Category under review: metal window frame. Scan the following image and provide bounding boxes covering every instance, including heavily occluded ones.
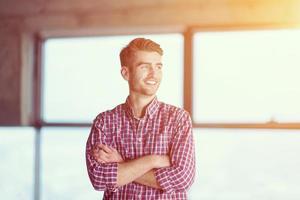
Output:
[32,25,300,200]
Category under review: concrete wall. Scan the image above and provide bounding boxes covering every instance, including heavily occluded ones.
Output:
[0,20,21,125]
[1,0,300,125]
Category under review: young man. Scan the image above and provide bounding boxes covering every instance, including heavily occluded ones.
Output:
[86,38,195,199]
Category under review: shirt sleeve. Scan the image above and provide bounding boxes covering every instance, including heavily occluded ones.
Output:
[154,111,196,193]
[85,115,118,192]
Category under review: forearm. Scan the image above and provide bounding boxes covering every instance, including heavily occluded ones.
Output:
[134,170,161,189]
[91,143,170,188]
[116,155,157,187]
[116,154,170,187]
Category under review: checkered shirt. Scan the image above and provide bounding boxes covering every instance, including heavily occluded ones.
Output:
[86,97,195,200]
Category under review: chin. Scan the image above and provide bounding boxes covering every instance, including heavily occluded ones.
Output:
[142,90,158,97]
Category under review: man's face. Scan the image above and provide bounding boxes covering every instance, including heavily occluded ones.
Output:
[122,50,163,97]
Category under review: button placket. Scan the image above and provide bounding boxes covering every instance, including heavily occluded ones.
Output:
[137,137,142,143]
[136,119,144,155]
[138,193,142,199]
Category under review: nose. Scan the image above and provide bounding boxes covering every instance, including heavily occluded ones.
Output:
[148,65,155,75]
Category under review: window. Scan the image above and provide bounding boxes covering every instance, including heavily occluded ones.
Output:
[193,29,300,123]
[189,128,300,199]
[42,34,183,123]
[34,29,300,200]
[40,127,100,200]
[0,127,35,200]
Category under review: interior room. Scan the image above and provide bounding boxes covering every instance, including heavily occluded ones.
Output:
[1,0,300,199]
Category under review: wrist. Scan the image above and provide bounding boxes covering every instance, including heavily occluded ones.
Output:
[146,155,160,168]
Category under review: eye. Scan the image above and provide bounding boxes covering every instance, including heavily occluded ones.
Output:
[156,65,162,70]
[139,64,148,69]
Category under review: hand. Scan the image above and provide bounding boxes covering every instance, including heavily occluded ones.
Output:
[92,144,124,164]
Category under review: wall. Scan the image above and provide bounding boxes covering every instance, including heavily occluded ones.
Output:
[1,0,300,125]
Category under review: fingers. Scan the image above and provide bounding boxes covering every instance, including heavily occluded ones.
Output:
[93,149,110,163]
[111,147,119,153]
[98,144,113,153]
[92,144,123,164]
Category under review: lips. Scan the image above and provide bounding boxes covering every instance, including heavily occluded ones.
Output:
[145,80,157,85]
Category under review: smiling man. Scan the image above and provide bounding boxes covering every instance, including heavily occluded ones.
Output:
[86,38,195,199]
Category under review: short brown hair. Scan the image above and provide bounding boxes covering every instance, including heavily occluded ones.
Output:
[119,38,163,67]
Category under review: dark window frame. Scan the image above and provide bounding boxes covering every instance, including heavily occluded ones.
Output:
[31,25,300,200]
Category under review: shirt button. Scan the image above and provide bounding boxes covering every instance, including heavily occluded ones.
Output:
[137,138,142,143]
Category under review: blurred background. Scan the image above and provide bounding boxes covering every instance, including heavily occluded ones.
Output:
[1,0,300,199]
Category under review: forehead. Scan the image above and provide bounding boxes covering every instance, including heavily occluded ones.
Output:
[132,50,162,64]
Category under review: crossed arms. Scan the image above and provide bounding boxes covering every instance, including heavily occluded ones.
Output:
[92,144,170,189]
[85,112,195,193]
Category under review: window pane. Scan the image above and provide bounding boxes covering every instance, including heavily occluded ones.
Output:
[0,127,34,200]
[40,127,102,200]
[193,30,300,123]
[43,34,183,123]
[189,128,300,199]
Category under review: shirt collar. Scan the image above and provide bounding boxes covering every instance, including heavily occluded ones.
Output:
[124,96,159,119]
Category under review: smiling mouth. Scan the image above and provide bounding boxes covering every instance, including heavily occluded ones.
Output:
[145,80,157,85]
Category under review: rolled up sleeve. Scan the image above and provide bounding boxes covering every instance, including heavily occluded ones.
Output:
[155,111,196,193]
[85,116,118,192]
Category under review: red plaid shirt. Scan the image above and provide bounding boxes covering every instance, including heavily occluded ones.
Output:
[86,97,195,200]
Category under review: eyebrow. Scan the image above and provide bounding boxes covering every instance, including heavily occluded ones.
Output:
[136,62,163,66]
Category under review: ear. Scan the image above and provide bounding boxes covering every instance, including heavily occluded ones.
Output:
[121,66,129,81]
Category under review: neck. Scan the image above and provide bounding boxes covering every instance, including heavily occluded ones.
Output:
[128,93,155,118]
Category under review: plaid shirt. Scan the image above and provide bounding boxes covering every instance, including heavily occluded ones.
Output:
[86,97,195,200]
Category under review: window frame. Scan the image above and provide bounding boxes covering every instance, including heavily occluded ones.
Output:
[31,25,300,200]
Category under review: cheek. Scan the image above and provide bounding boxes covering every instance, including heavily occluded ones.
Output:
[157,71,162,79]
[129,73,143,84]
[135,71,147,80]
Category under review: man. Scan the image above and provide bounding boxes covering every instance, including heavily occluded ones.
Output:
[86,38,195,199]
